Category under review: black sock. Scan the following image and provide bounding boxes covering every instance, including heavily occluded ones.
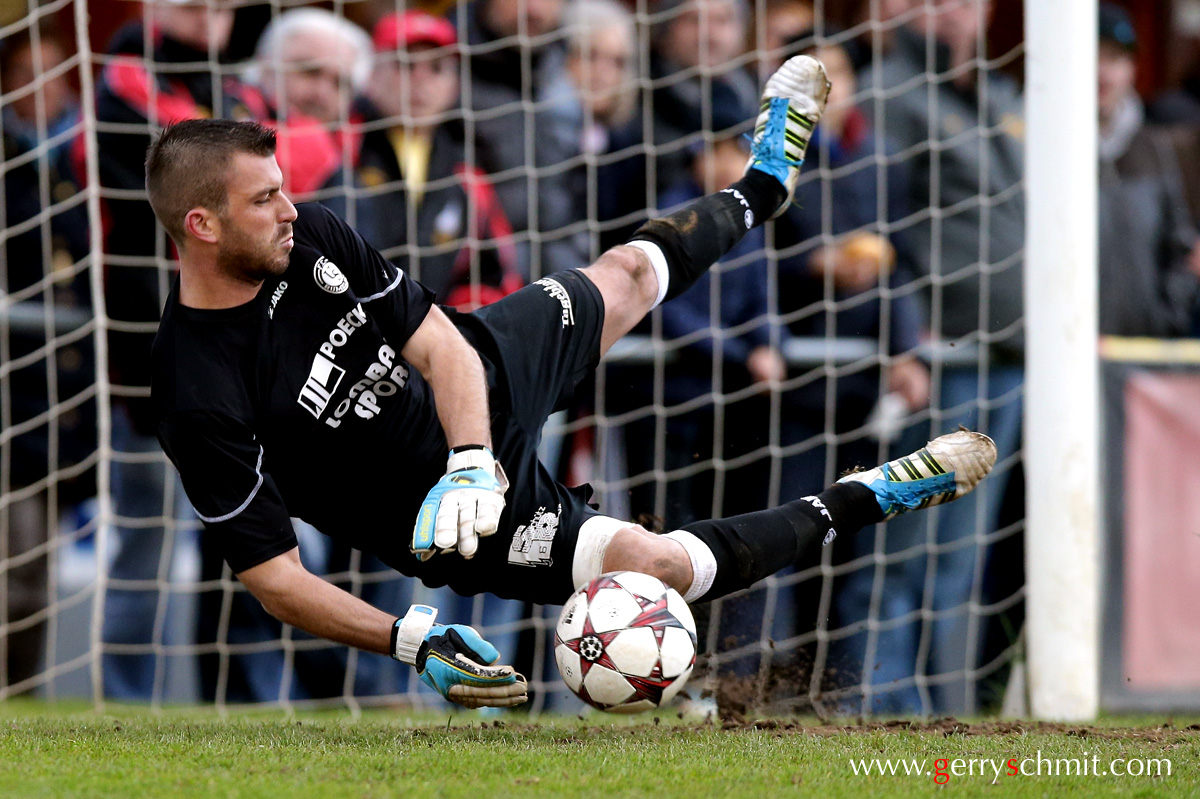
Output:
[629,170,786,301]
[682,482,883,602]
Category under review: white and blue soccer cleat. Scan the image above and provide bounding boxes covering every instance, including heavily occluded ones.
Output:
[744,54,830,217]
[838,430,998,521]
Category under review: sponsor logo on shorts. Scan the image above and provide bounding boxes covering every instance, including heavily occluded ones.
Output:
[314,256,349,294]
[508,503,561,567]
[535,277,574,327]
[297,353,346,418]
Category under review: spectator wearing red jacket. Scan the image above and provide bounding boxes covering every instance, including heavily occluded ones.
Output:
[326,11,519,306]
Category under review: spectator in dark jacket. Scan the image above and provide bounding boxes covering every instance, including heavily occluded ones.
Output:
[773,34,930,714]
[618,105,783,528]
[1095,3,1200,337]
[858,0,1025,716]
[461,0,588,278]
[0,25,93,695]
[552,0,646,254]
[649,0,758,191]
[331,10,519,304]
[758,0,813,69]
[776,34,928,466]
[612,107,785,687]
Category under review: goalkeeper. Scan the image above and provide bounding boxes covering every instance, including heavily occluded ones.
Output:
[148,57,996,709]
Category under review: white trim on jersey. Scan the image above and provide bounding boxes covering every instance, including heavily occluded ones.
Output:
[358,268,404,303]
[195,445,265,524]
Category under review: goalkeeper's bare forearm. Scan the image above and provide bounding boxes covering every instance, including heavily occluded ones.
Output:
[237,548,396,654]
[237,548,527,707]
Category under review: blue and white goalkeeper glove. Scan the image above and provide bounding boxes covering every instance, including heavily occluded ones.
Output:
[413,446,509,561]
[392,605,528,709]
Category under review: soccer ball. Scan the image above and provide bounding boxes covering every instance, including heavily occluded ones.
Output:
[554,571,697,714]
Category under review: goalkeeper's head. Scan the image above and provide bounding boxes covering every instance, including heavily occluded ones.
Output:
[146,119,297,281]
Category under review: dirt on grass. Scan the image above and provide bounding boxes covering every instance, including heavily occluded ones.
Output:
[466,716,1200,743]
[713,717,1200,742]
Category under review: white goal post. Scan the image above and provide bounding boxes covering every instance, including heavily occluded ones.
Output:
[1023,0,1100,721]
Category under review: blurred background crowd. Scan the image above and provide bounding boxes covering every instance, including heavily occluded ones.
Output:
[2,0,1198,717]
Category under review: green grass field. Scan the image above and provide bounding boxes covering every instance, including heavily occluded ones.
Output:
[2,703,1197,798]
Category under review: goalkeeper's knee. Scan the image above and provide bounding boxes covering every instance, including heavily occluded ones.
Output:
[626,169,786,303]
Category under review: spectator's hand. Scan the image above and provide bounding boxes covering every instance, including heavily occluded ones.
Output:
[747,345,786,387]
[889,356,931,411]
[391,605,528,708]
[413,447,508,561]
[810,233,895,293]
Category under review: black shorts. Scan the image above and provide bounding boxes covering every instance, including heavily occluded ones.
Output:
[406,271,610,605]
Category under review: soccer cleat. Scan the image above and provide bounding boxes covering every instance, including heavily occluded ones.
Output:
[837,430,998,520]
[744,54,830,218]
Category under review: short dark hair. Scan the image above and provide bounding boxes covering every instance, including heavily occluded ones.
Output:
[145,119,277,248]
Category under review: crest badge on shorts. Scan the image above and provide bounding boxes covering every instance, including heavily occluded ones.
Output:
[314,256,349,294]
[508,504,561,567]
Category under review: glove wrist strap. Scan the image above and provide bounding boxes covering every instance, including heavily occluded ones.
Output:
[447,446,495,474]
[391,604,438,664]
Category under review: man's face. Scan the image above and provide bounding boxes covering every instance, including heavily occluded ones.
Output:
[3,40,74,125]
[914,0,991,53]
[763,1,814,65]
[691,136,748,192]
[567,24,633,122]
[152,3,235,54]
[213,152,297,283]
[814,43,855,135]
[659,0,746,69]
[1098,40,1136,121]
[483,0,564,39]
[263,28,359,123]
[369,45,459,124]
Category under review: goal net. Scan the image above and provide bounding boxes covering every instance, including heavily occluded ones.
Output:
[1,0,1029,717]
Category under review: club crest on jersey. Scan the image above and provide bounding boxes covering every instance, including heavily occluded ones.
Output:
[508,504,561,567]
[314,256,349,295]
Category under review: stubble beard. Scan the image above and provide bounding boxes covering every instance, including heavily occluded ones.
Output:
[217,224,290,285]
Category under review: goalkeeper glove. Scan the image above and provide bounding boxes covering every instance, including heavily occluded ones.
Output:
[413,445,508,561]
[391,604,528,709]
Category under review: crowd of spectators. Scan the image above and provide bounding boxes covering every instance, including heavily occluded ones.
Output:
[2,0,1199,716]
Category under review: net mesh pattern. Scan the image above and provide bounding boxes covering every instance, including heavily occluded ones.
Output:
[0,0,1024,717]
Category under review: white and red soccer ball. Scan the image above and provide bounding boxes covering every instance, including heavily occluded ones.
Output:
[554,571,697,714]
